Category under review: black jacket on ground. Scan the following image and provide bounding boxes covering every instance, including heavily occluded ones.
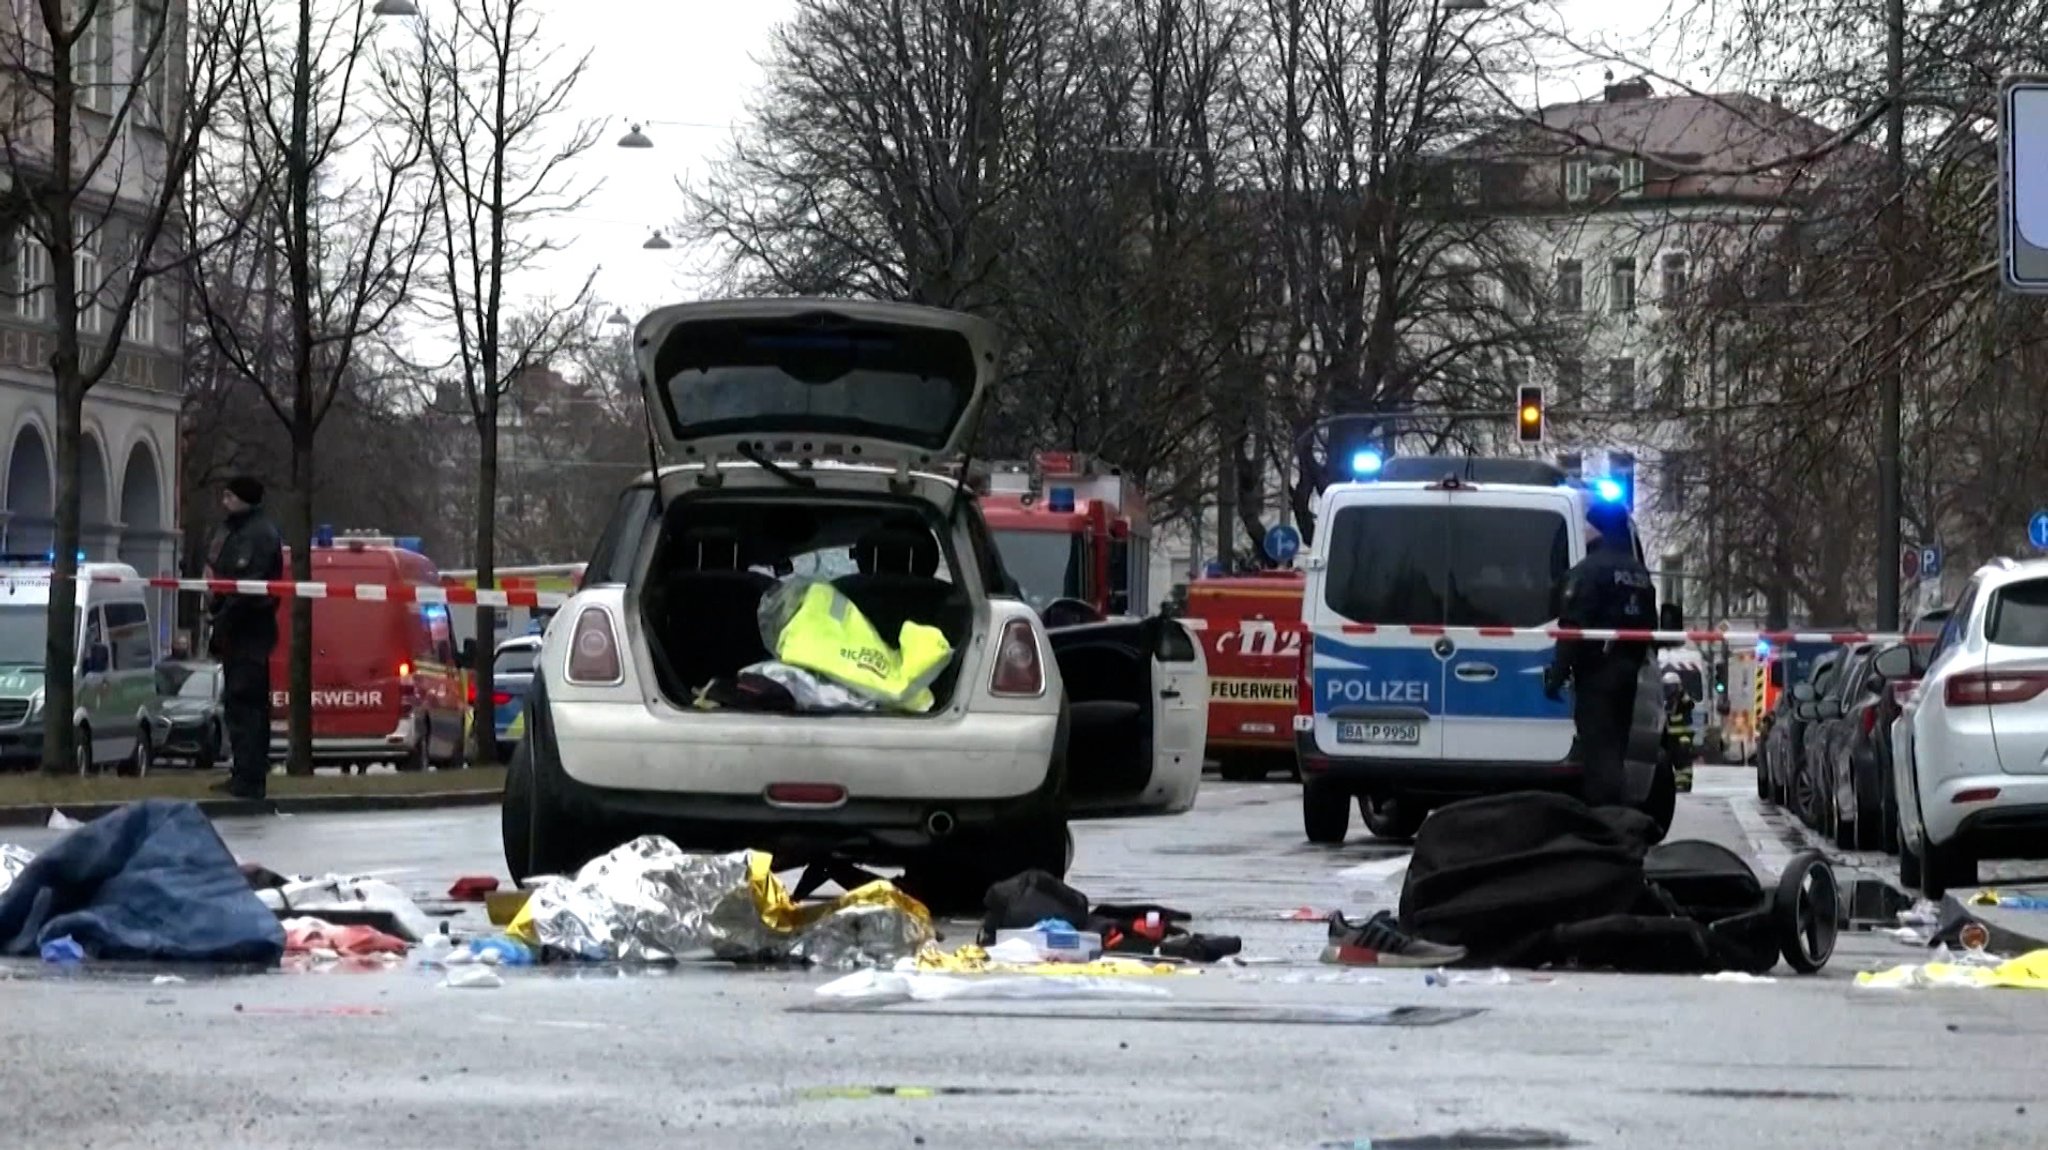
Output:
[207,508,284,658]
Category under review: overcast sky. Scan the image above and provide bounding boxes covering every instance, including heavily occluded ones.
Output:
[510,0,1681,322]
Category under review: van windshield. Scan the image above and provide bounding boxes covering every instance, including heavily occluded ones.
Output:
[0,604,48,665]
[990,530,1084,610]
[1323,504,1570,627]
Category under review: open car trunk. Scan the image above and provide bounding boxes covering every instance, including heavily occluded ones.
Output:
[638,494,977,714]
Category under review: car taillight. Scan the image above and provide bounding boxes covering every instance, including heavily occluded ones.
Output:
[1944,671,2048,708]
[989,619,1044,696]
[492,691,513,707]
[399,662,420,709]
[467,681,477,705]
[566,607,623,684]
[1296,649,1314,723]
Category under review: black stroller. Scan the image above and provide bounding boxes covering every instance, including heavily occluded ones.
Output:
[1399,792,1839,975]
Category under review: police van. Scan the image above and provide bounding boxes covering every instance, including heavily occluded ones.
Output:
[0,562,160,774]
[1293,456,1672,845]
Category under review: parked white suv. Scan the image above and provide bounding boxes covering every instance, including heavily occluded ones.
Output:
[1890,557,2048,897]
[501,298,1206,899]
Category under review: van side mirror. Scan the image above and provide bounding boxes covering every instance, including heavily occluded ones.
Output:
[1873,645,1913,679]
[83,644,111,674]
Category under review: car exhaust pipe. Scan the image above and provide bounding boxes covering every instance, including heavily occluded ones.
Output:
[925,809,956,838]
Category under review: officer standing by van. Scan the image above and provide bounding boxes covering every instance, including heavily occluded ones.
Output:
[1542,499,1657,808]
[207,477,284,800]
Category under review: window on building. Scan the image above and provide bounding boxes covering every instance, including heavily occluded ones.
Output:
[1609,257,1636,313]
[130,270,157,347]
[1607,357,1636,410]
[1453,165,1481,204]
[76,239,103,335]
[1619,157,1646,198]
[1500,262,1532,318]
[77,0,117,113]
[1555,258,1583,313]
[1661,252,1689,304]
[1659,352,1686,408]
[10,228,50,321]
[1563,158,1590,201]
[1556,356,1583,400]
[1660,454,1690,512]
[136,3,171,126]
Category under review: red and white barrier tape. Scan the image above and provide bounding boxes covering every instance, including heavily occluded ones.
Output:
[1177,618,1933,645]
[77,574,569,610]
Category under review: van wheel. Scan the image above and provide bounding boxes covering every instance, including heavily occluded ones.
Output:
[399,723,430,773]
[1303,776,1350,844]
[123,728,153,778]
[1359,795,1425,841]
[74,727,94,777]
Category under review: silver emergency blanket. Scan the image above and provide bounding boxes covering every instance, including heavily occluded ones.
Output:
[517,837,932,968]
[0,844,30,898]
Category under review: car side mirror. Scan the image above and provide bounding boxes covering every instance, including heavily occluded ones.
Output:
[1819,699,1843,720]
[1794,702,1816,720]
[83,644,111,675]
[1873,645,1913,679]
[1792,683,1816,702]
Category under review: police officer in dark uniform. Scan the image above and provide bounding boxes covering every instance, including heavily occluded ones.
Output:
[1542,499,1657,808]
[206,476,285,800]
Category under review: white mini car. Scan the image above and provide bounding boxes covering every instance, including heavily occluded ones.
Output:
[501,298,1206,896]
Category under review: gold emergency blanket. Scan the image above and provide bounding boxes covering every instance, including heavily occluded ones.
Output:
[909,941,1184,977]
[506,838,933,966]
[1854,948,2048,990]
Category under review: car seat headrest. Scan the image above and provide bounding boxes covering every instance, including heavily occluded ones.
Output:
[680,527,745,572]
[852,526,939,578]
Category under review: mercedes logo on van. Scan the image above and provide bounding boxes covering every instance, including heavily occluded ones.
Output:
[1432,637,1455,659]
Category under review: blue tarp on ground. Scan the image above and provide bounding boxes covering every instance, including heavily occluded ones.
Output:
[0,800,285,964]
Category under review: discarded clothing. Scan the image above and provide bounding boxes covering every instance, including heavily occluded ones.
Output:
[0,843,31,898]
[507,838,932,966]
[979,872,1241,963]
[0,800,284,964]
[692,671,803,713]
[734,661,878,713]
[256,875,437,943]
[283,917,410,957]
[761,577,953,712]
[1856,948,2048,990]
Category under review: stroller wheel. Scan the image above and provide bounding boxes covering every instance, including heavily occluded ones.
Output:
[1774,850,1840,974]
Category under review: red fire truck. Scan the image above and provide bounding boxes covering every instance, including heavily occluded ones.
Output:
[1186,569,1305,780]
[979,452,1151,619]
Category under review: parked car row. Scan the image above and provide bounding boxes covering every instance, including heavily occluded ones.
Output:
[1759,558,2048,897]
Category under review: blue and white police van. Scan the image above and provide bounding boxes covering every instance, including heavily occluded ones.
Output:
[1292,454,1673,845]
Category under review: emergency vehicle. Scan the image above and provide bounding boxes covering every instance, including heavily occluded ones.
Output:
[979,452,1149,619]
[1186,568,1305,780]
[441,563,585,658]
[270,530,467,770]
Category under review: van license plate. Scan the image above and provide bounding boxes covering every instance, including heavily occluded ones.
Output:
[1336,721,1420,746]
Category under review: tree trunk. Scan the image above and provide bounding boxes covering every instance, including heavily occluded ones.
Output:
[469,413,499,766]
[287,435,315,775]
[41,382,85,775]
[285,0,316,777]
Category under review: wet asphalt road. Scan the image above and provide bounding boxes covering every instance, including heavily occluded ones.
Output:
[1,767,2043,1150]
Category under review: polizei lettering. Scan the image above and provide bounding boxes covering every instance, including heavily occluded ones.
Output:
[1321,677,1430,705]
[270,689,386,709]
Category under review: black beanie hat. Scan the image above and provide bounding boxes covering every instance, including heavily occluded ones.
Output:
[226,476,265,506]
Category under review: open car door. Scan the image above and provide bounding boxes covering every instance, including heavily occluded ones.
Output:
[1048,615,1206,818]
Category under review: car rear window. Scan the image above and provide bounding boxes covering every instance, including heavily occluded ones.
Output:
[1322,503,1568,627]
[1986,579,2048,646]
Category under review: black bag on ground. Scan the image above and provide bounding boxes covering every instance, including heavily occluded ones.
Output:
[1397,792,1785,973]
[978,869,1091,944]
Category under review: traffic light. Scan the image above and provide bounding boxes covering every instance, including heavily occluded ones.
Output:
[1516,385,1545,443]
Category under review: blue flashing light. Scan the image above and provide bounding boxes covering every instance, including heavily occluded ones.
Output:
[1756,638,1772,658]
[1046,486,1077,513]
[396,536,423,554]
[1593,478,1625,503]
[314,524,335,548]
[1350,449,1384,476]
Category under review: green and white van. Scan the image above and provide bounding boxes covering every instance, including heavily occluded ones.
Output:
[0,563,161,774]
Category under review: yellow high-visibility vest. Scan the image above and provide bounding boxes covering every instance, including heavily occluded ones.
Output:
[775,582,953,712]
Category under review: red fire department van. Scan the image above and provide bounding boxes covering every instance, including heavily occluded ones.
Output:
[268,532,467,770]
[1187,569,1306,781]
[979,452,1150,619]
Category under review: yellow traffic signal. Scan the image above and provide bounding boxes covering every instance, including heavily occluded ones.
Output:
[1516,384,1545,443]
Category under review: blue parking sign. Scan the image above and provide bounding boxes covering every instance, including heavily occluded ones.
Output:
[1921,546,1943,578]
[2032,509,2048,551]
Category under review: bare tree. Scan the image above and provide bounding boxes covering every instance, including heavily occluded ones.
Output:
[0,0,250,771]
[185,0,430,773]
[382,0,596,765]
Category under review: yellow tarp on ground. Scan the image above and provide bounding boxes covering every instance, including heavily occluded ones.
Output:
[909,942,1185,977]
[1855,948,2048,990]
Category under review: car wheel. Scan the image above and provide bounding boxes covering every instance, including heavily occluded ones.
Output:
[1897,824,1924,889]
[502,734,597,883]
[1358,795,1425,842]
[74,727,94,777]
[1921,838,1976,900]
[123,728,153,779]
[1791,762,1821,827]
[398,722,430,773]
[1302,776,1349,845]
[197,722,222,772]
[901,818,1071,916]
[1755,755,1769,799]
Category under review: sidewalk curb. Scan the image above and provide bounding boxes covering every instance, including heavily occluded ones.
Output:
[1939,891,2048,956]
[0,788,502,829]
